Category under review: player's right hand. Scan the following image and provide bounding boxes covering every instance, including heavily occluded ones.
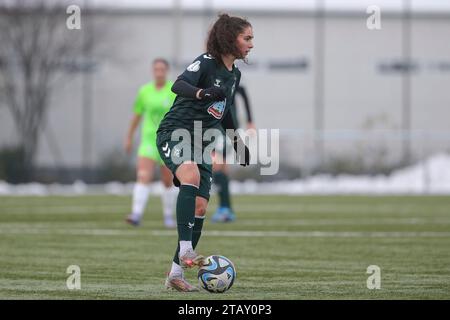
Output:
[199,87,226,102]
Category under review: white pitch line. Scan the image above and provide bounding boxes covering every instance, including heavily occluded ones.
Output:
[202,230,450,238]
[2,216,449,230]
[0,228,449,238]
[2,204,450,215]
[237,205,450,215]
[0,205,131,215]
[236,218,450,226]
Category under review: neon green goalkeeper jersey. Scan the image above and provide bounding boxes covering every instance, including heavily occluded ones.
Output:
[133,81,176,142]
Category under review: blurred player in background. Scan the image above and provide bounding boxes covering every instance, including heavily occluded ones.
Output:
[125,58,178,228]
[211,84,255,223]
[156,13,253,291]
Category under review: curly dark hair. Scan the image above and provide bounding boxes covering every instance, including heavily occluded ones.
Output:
[206,13,252,65]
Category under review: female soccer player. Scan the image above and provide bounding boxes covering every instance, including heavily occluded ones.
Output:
[125,58,178,228]
[156,13,254,291]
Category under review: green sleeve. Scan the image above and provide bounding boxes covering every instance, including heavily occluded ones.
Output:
[133,88,145,115]
[168,81,177,104]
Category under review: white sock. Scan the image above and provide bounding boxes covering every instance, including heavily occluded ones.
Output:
[161,186,178,219]
[179,240,193,257]
[169,262,184,277]
[131,183,150,220]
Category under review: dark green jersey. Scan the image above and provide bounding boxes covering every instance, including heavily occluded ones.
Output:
[157,53,241,136]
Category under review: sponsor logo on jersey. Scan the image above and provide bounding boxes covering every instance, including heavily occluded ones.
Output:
[203,54,214,59]
[187,60,201,72]
[207,99,226,119]
[214,79,221,87]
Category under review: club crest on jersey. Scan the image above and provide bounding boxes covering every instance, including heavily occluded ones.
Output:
[207,99,226,119]
[214,79,221,87]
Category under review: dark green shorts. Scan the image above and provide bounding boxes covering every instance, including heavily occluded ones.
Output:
[157,131,212,201]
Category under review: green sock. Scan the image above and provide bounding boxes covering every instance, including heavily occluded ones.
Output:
[173,216,205,265]
[213,171,231,208]
[176,184,197,241]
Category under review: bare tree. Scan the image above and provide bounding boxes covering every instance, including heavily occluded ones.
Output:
[0,0,92,180]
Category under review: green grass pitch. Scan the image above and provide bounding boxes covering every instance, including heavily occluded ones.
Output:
[0,195,449,299]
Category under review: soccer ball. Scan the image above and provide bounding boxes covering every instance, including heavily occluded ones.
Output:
[198,255,236,293]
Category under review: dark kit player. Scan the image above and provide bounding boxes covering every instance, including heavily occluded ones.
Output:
[156,13,254,291]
